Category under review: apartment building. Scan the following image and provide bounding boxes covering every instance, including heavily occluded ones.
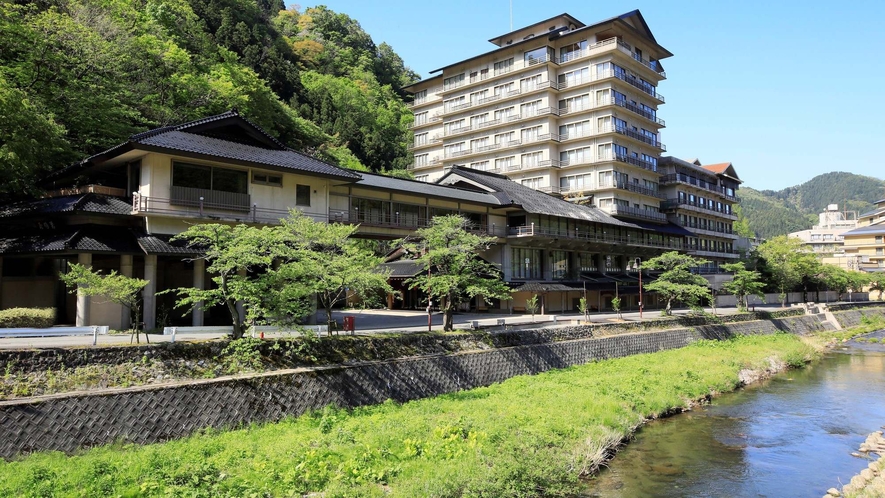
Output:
[657,157,742,272]
[789,204,858,256]
[404,10,670,225]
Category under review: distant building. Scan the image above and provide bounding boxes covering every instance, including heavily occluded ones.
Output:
[837,197,885,273]
[789,204,858,256]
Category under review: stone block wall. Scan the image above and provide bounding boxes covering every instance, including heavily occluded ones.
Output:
[833,308,885,328]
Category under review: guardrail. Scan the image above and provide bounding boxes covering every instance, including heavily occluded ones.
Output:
[163,325,330,342]
[0,326,109,345]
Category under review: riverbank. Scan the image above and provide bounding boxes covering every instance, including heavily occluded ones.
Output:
[0,332,823,497]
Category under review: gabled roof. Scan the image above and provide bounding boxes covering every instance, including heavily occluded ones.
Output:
[45,111,360,184]
[436,167,632,227]
[843,223,885,237]
[487,13,585,45]
[353,171,501,206]
[701,162,742,183]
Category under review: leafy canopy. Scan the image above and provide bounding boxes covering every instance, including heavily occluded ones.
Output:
[642,252,710,315]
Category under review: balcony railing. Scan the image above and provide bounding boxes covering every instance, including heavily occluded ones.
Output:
[682,221,736,237]
[611,153,658,172]
[555,69,664,103]
[508,223,683,250]
[504,159,563,172]
[661,199,738,219]
[659,174,739,201]
[601,204,668,222]
[613,181,666,199]
[408,157,443,170]
[133,193,326,225]
[602,125,665,150]
[169,186,250,212]
[329,209,506,236]
[616,100,665,126]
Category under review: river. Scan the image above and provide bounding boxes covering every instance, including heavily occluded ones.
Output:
[587,331,885,498]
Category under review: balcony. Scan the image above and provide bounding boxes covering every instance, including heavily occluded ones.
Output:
[681,221,738,238]
[687,248,741,259]
[133,193,325,225]
[407,92,442,108]
[443,143,502,160]
[408,157,443,170]
[613,181,666,199]
[504,159,564,173]
[659,174,739,202]
[661,199,739,220]
[438,56,555,96]
[601,204,668,222]
[407,136,442,151]
[616,100,665,127]
[329,209,506,237]
[600,125,665,150]
[441,82,556,116]
[409,114,442,130]
[556,69,664,103]
[609,153,658,172]
[507,223,683,250]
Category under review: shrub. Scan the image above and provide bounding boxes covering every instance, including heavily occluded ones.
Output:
[0,308,55,328]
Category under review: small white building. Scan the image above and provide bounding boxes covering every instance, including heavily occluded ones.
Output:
[789,204,858,255]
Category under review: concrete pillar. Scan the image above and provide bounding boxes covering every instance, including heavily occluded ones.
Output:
[192,259,205,326]
[143,255,157,330]
[75,253,92,326]
[120,255,133,330]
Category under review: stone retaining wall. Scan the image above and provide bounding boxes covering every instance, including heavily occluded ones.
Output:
[0,312,861,459]
[833,308,885,328]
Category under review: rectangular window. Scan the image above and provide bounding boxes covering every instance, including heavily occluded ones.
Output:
[559,147,591,166]
[597,116,611,132]
[469,160,489,171]
[470,90,488,105]
[560,174,591,191]
[444,73,464,90]
[521,126,541,143]
[173,162,248,194]
[444,142,465,157]
[443,119,464,135]
[413,89,427,104]
[598,170,614,188]
[550,250,569,279]
[559,120,589,140]
[295,184,310,206]
[524,47,549,64]
[494,82,515,95]
[470,137,489,151]
[512,247,541,280]
[494,107,515,121]
[557,67,589,88]
[520,177,543,189]
[494,58,514,75]
[521,152,543,168]
[414,154,428,167]
[613,144,628,158]
[597,143,612,160]
[558,94,590,113]
[559,40,587,62]
[470,113,488,128]
[414,112,427,126]
[495,156,515,170]
[875,235,883,243]
[520,75,543,93]
[252,172,283,187]
[443,96,466,112]
[519,99,541,117]
[495,131,515,145]
[596,89,610,105]
[414,132,428,146]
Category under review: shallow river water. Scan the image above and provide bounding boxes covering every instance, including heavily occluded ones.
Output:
[587,331,885,498]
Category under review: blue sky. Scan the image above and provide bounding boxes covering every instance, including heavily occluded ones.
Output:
[300,1,885,192]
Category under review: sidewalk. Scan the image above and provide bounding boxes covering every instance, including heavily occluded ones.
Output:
[0,305,761,349]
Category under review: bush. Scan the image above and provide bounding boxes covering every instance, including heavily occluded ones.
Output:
[0,308,56,328]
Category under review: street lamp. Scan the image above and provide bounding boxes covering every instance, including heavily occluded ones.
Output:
[629,257,643,319]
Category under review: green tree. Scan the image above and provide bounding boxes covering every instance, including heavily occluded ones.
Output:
[578,296,590,321]
[165,223,293,339]
[642,252,711,315]
[756,236,813,307]
[275,211,392,334]
[732,205,755,238]
[526,294,539,322]
[402,215,511,331]
[869,276,885,301]
[59,263,149,343]
[610,296,622,319]
[720,262,765,311]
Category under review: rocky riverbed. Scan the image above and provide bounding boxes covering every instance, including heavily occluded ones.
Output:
[825,428,885,498]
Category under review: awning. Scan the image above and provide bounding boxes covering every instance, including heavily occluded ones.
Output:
[633,221,696,237]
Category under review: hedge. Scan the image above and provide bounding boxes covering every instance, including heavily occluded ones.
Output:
[0,308,56,328]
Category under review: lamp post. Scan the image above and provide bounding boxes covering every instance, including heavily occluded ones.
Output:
[631,257,643,319]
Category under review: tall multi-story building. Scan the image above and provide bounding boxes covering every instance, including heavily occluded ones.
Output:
[657,157,742,273]
[404,10,670,225]
[839,197,885,273]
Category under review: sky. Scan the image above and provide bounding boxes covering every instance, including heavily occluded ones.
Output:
[298,0,885,192]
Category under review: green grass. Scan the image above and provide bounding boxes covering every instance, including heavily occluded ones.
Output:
[0,333,820,497]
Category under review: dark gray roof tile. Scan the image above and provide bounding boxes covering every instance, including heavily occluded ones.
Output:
[355,172,501,206]
[0,194,132,218]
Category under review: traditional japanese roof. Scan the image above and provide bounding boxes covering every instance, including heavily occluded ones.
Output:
[0,193,132,218]
[378,260,425,279]
[631,221,696,237]
[701,162,742,183]
[512,282,576,293]
[437,166,633,227]
[45,111,361,184]
[353,171,502,206]
[0,226,143,255]
[842,223,885,236]
[134,233,203,256]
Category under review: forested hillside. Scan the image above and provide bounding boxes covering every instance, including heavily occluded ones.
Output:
[741,172,885,239]
[0,1,418,198]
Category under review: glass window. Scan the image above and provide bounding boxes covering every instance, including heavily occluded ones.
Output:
[550,250,569,279]
[521,126,541,143]
[494,58,513,75]
[521,177,542,189]
[172,162,212,190]
[521,152,543,168]
[512,247,541,280]
[524,47,549,64]
[520,99,541,116]
[520,75,543,93]
[252,172,283,187]
[559,120,589,139]
[444,73,464,89]
[296,184,310,206]
[559,40,587,62]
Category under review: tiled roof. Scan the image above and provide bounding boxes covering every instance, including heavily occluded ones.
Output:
[512,282,577,293]
[355,172,501,206]
[843,223,885,236]
[439,167,633,227]
[0,226,142,255]
[134,232,204,255]
[859,207,885,219]
[0,194,131,218]
[137,130,359,180]
[379,260,424,278]
[701,163,732,174]
[632,221,696,237]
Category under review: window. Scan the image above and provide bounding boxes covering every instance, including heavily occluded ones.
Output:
[643,179,658,191]
[469,160,490,171]
[521,152,543,168]
[173,162,247,194]
[443,96,465,112]
[494,58,513,75]
[444,119,464,135]
[470,113,488,128]
[252,172,283,187]
[520,99,541,117]
[578,252,597,272]
[823,234,834,241]
[470,137,488,151]
[550,250,569,279]
[597,143,612,160]
[613,117,627,131]
[557,67,589,88]
[598,170,613,188]
[495,131,515,145]
[520,75,543,93]
[597,116,611,132]
[558,94,590,113]
[876,236,883,243]
[615,199,629,207]
[597,198,613,209]
[524,47,549,64]
[641,154,658,170]
[559,40,587,62]
[559,120,589,139]
[560,147,591,166]
[444,142,465,157]
[494,107,514,121]
[521,126,541,143]
[494,82,515,95]
[596,89,610,105]
[444,73,464,90]
[414,112,427,126]
[560,174,591,191]
[414,133,428,146]
[512,247,541,279]
[520,177,543,189]
[613,144,628,158]
[414,154,428,167]
[414,175,428,182]
[295,184,310,206]
[413,89,427,104]
[470,90,488,105]
[495,156,515,170]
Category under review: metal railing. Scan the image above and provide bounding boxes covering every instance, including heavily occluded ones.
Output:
[611,153,658,172]
[170,186,251,212]
[601,204,668,222]
[682,221,735,236]
[614,181,666,199]
[133,193,327,224]
[603,125,665,150]
[659,174,739,201]
[507,223,683,249]
[661,199,738,218]
[329,209,506,236]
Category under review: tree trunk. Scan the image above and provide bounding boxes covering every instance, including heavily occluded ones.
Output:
[325,305,335,336]
[227,298,244,339]
[443,308,454,331]
[665,298,672,316]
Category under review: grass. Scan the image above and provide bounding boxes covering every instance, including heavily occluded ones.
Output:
[0,333,821,497]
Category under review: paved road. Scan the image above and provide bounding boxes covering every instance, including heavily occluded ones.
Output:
[0,305,784,350]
